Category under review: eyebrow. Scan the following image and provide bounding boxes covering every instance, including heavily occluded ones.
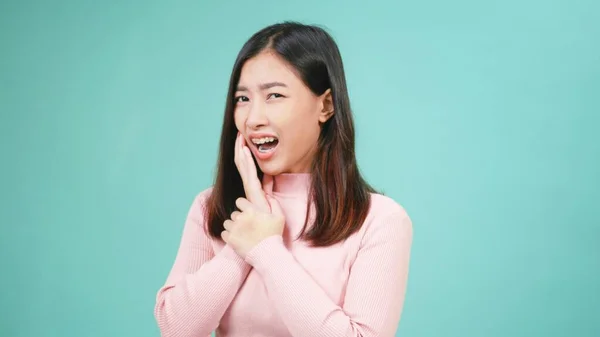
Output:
[236,82,287,92]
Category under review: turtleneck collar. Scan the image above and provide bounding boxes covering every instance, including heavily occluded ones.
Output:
[268,173,311,197]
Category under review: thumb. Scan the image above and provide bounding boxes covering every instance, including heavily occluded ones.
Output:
[267,195,284,216]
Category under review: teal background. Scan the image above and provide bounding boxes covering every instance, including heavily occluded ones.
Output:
[1,0,599,336]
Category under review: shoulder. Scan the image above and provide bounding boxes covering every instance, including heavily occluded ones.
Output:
[368,193,410,221]
[360,193,413,241]
[186,186,215,219]
[194,186,215,205]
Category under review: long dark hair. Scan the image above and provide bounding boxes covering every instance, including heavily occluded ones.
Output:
[205,21,377,247]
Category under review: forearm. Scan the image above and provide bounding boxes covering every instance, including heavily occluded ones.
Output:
[245,210,412,337]
[245,236,361,337]
[155,245,251,337]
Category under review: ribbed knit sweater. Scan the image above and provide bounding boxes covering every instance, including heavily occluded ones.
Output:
[154,173,413,337]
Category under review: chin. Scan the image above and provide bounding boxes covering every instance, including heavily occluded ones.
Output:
[259,167,284,176]
[257,161,286,176]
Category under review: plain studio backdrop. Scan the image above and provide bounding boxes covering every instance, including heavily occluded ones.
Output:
[1,1,598,336]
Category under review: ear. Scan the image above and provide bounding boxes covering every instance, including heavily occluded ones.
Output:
[318,89,334,123]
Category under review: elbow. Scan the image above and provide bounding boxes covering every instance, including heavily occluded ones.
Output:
[154,298,178,337]
[154,289,213,337]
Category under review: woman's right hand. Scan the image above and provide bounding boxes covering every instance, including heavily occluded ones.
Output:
[234,132,273,213]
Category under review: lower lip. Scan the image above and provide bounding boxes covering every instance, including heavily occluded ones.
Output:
[251,143,278,161]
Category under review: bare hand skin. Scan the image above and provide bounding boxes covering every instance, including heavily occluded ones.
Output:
[222,132,284,257]
[233,132,273,211]
[221,196,285,258]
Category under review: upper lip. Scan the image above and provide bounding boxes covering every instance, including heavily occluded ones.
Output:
[248,132,278,142]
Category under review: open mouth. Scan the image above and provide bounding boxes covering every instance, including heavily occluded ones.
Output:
[251,136,279,154]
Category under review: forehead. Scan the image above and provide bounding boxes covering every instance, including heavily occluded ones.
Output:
[238,51,300,87]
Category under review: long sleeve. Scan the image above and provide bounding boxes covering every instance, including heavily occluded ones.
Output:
[244,210,413,337]
[154,191,252,337]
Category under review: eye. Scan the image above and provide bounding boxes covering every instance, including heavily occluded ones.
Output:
[235,96,249,103]
[267,93,284,99]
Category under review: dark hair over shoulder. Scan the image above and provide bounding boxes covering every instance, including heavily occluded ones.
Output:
[205,21,377,247]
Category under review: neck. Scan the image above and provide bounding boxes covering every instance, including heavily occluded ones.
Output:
[270,173,311,197]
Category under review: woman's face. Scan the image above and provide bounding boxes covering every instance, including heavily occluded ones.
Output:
[234,51,333,175]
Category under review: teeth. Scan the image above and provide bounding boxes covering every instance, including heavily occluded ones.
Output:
[251,137,276,145]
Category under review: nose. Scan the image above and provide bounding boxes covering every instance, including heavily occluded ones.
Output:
[245,101,268,130]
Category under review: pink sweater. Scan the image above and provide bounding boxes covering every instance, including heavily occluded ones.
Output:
[154,173,413,337]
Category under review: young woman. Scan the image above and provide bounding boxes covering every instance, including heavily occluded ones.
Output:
[154,22,413,337]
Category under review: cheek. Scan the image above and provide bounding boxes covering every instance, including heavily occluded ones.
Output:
[282,113,320,146]
[233,109,245,130]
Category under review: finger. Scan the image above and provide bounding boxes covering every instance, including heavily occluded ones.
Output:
[237,135,255,195]
[242,143,253,162]
[239,133,247,148]
[237,136,261,207]
[267,195,284,216]
[262,173,274,195]
[223,219,235,231]
[221,230,230,243]
[243,147,271,208]
[241,144,256,180]
[239,136,254,177]
[235,132,244,171]
[243,146,259,181]
[236,144,270,212]
[234,132,240,163]
[230,211,241,221]
[234,135,270,213]
[235,197,255,213]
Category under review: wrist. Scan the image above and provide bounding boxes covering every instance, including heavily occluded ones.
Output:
[220,244,252,270]
[245,235,284,266]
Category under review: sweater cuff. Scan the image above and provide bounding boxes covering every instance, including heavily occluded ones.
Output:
[219,244,249,269]
[245,235,291,272]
